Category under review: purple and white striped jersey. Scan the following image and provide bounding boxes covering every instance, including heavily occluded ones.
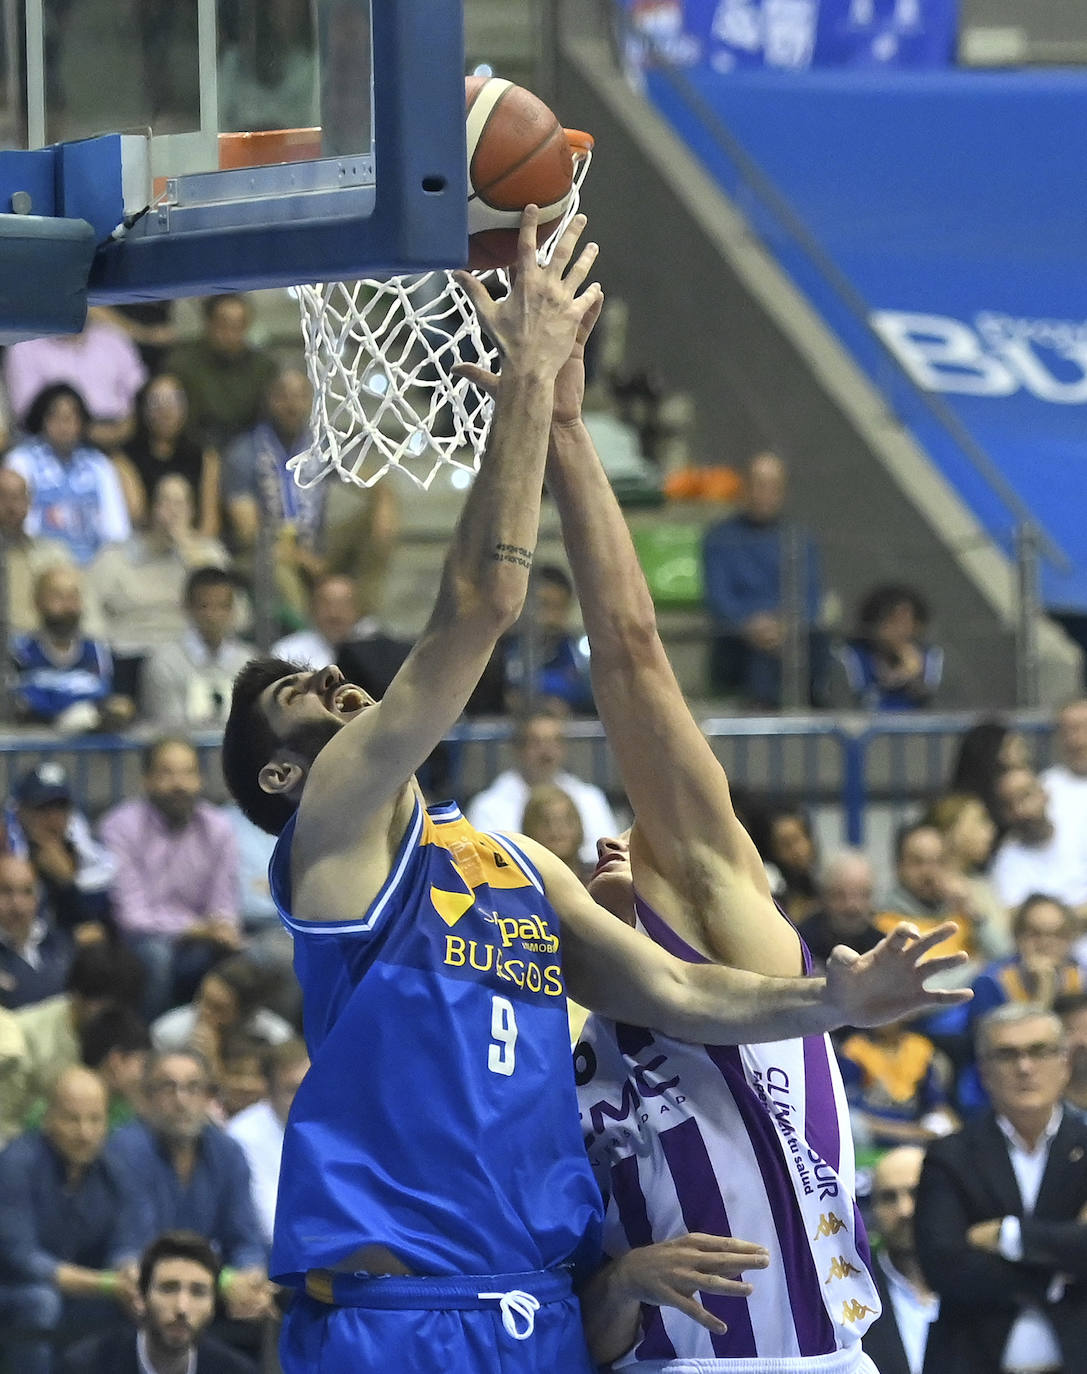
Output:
[575,897,880,1365]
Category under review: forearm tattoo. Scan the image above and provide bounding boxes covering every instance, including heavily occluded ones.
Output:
[491,542,533,570]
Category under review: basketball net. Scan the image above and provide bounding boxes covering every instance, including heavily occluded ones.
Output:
[291,135,593,491]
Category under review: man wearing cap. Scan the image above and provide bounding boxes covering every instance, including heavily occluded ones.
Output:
[5,764,116,940]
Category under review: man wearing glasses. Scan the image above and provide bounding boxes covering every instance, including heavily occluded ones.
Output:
[915,1003,1087,1374]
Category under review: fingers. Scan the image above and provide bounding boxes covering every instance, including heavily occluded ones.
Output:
[671,1293,727,1335]
[515,204,543,265]
[545,209,589,274]
[453,269,496,325]
[452,362,499,393]
[902,921,961,957]
[827,943,859,968]
[911,951,969,980]
[923,987,974,1005]
[563,236,600,293]
[576,284,605,341]
[685,1234,769,1258]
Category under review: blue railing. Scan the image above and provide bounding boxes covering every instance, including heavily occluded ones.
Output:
[0,713,1055,846]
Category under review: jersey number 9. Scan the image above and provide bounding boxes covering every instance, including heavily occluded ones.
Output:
[488,995,518,1076]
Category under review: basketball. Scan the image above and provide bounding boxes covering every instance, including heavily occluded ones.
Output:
[465,76,576,271]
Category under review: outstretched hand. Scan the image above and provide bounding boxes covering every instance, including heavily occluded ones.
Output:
[608,1233,770,1336]
[453,206,602,394]
[826,921,972,1028]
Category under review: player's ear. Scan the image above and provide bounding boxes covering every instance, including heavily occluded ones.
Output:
[259,758,304,796]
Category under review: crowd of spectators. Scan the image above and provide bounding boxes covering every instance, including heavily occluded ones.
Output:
[1,295,1086,1372]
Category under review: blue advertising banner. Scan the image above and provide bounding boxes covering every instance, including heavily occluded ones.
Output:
[619,0,957,74]
[643,66,1087,607]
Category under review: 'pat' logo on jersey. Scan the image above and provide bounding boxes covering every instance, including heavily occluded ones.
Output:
[811,1213,847,1241]
[824,1255,863,1284]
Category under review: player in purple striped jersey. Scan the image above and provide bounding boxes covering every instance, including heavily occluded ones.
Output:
[533,318,972,1371]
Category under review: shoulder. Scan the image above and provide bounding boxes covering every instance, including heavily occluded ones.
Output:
[194,801,237,838]
[60,1327,136,1374]
[201,1121,250,1166]
[0,1128,42,1173]
[197,1332,258,1373]
[100,797,145,833]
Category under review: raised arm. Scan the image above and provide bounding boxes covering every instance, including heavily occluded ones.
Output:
[294,212,600,845]
[522,837,971,1043]
[542,310,797,976]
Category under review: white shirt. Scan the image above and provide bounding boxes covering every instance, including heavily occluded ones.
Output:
[226,1097,285,1247]
[878,1252,939,1374]
[1043,763,1087,845]
[466,768,618,866]
[995,1108,1065,1373]
[991,828,1087,911]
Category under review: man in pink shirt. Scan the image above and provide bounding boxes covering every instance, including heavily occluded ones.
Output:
[100,737,241,1019]
[5,308,147,450]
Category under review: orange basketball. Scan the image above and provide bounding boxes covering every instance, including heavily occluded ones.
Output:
[465,76,576,271]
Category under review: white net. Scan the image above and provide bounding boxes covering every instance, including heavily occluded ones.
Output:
[291,144,592,491]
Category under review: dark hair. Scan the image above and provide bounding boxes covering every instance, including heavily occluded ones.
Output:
[949,717,1020,822]
[203,953,268,1023]
[264,1036,309,1088]
[1012,892,1073,942]
[79,1005,151,1068]
[66,942,145,1007]
[144,1046,211,1088]
[184,566,235,606]
[219,1029,268,1069]
[221,657,306,835]
[1053,990,1087,1021]
[141,734,199,776]
[201,292,248,322]
[22,383,91,441]
[894,819,940,865]
[511,705,567,749]
[138,1230,220,1298]
[858,584,929,636]
[536,564,573,598]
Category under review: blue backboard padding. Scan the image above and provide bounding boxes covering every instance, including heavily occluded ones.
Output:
[645,68,1087,607]
[0,214,95,342]
[0,149,58,218]
[56,136,127,245]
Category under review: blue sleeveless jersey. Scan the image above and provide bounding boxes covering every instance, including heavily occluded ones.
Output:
[267,798,604,1288]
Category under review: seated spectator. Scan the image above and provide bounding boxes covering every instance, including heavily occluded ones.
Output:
[501,564,594,715]
[1055,991,1087,1122]
[5,763,116,939]
[0,1066,141,1374]
[216,1033,270,1121]
[798,847,885,968]
[757,803,820,924]
[4,307,147,450]
[971,894,1083,1022]
[467,708,619,868]
[948,715,1031,833]
[107,1050,273,1320]
[1042,696,1087,844]
[164,294,278,452]
[218,0,319,133]
[834,584,943,711]
[0,854,73,1010]
[4,383,131,565]
[86,473,230,691]
[142,566,255,729]
[272,571,364,668]
[77,1005,151,1130]
[702,450,827,708]
[838,1018,959,1150]
[0,467,74,635]
[4,942,145,1143]
[861,1145,939,1374]
[227,1039,309,1248]
[150,955,293,1074]
[113,373,221,536]
[520,783,586,880]
[100,738,242,1020]
[225,367,322,622]
[990,765,1087,917]
[877,821,976,967]
[12,565,135,733]
[925,791,1012,959]
[60,1229,257,1374]
[915,1003,1087,1374]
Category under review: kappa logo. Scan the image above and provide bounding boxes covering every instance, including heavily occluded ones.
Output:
[810,1213,847,1241]
[840,1299,878,1324]
[824,1255,863,1285]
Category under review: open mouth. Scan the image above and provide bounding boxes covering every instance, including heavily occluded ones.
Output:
[328,684,367,714]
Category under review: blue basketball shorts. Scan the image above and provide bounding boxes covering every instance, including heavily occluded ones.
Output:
[280,1268,596,1373]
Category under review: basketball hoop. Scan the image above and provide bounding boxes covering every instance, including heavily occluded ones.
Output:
[288,130,594,491]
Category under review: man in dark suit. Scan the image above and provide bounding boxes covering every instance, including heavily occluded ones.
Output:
[61,1230,255,1373]
[863,1145,939,1374]
[915,1002,1087,1374]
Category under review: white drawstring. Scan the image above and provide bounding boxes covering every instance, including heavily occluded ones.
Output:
[476,1288,541,1340]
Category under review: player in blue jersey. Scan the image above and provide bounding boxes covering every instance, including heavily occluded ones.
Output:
[221,211,971,1374]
